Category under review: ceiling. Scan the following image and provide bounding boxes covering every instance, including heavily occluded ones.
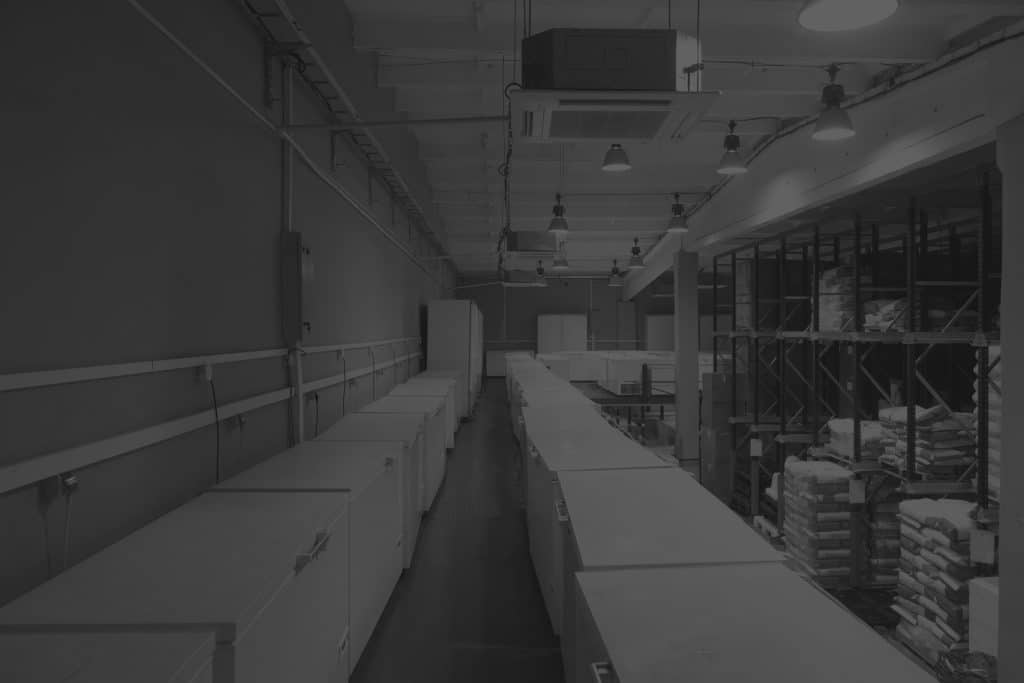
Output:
[341,0,1024,277]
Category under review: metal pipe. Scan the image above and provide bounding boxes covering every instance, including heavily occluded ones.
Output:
[285,115,509,130]
[126,0,445,285]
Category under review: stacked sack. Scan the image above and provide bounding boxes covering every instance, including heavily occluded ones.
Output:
[863,479,901,587]
[972,345,1002,503]
[818,266,856,332]
[864,298,909,332]
[783,458,853,588]
[825,418,885,463]
[892,499,976,666]
[879,405,976,480]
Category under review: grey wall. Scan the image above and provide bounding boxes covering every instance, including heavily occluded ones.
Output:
[0,0,451,605]
[457,279,676,353]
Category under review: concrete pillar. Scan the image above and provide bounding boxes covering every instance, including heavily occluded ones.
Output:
[997,114,1024,683]
[674,249,700,469]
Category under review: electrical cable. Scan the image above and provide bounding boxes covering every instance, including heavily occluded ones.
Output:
[314,392,320,437]
[61,495,73,572]
[210,379,222,483]
[40,507,52,578]
[341,354,348,416]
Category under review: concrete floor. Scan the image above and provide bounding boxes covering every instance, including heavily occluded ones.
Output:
[352,380,564,683]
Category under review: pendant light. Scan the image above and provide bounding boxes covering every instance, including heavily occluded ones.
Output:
[798,0,899,32]
[716,121,749,175]
[628,238,645,270]
[813,65,855,142]
[536,260,548,286]
[547,193,569,239]
[608,260,624,287]
[552,254,569,271]
[601,144,632,172]
[666,193,689,233]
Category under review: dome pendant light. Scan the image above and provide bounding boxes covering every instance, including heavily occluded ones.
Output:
[798,0,899,32]
[547,193,569,239]
[813,65,856,142]
[628,238,645,270]
[552,241,570,271]
[608,260,624,287]
[666,193,689,234]
[601,144,632,172]
[717,121,749,175]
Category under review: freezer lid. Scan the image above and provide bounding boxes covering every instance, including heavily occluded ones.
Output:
[0,492,348,638]
[559,469,782,567]
[577,564,936,683]
[318,412,425,444]
[527,429,668,472]
[214,441,401,496]
[361,395,445,416]
[0,630,216,683]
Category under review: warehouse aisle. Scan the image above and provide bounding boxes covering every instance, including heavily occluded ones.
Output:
[352,380,564,683]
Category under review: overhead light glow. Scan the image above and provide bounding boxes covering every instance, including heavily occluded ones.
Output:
[608,260,625,287]
[628,238,645,270]
[716,121,749,175]
[666,193,689,233]
[546,193,569,239]
[552,254,569,271]
[601,144,632,172]
[812,67,856,142]
[798,0,899,32]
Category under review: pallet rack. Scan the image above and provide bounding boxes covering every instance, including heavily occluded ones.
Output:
[710,164,1002,586]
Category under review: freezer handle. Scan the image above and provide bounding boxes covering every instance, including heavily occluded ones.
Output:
[556,500,569,523]
[294,530,331,575]
[591,662,614,683]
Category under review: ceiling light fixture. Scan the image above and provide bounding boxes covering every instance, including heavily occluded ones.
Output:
[716,121,749,175]
[608,260,624,287]
[552,254,569,271]
[601,144,632,172]
[798,0,899,32]
[812,65,856,142]
[547,193,569,239]
[666,193,689,233]
[536,260,548,286]
[628,238,645,270]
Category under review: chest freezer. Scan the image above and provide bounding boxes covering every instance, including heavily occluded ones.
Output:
[389,378,458,449]
[412,369,468,419]
[557,468,784,683]
[521,408,673,636]
[0,631,215,683]
[317,413,425,567]
[359,395,447,511]
[572,563,936,683]
[213,441,403,672]
[0,491,350,683]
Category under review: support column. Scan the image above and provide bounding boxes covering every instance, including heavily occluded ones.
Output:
[997,114,1024,683]
[674,249,700,470]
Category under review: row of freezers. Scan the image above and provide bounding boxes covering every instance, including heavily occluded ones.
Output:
[503,354,938,683]
[0,371,471,683]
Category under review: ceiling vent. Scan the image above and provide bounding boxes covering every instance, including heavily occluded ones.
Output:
[513,28,719,143]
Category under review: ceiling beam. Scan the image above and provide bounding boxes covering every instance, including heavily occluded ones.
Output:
[354,18,946,64]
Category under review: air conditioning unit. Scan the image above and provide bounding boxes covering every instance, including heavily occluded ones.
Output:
[513,28,719,143]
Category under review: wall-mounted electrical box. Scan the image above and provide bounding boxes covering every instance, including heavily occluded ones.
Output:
[282,232,313,348]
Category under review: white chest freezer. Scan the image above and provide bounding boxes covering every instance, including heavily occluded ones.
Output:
[557,468,784,683]
[520,408,673,636]
[213,441,404,672]
[389,378,458,449]
[0,631,216,683]
[572,563,937,683]
[0,492,350,683]
[318,413,425,568]
[359,395,448,511]
[412,369,468,419]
